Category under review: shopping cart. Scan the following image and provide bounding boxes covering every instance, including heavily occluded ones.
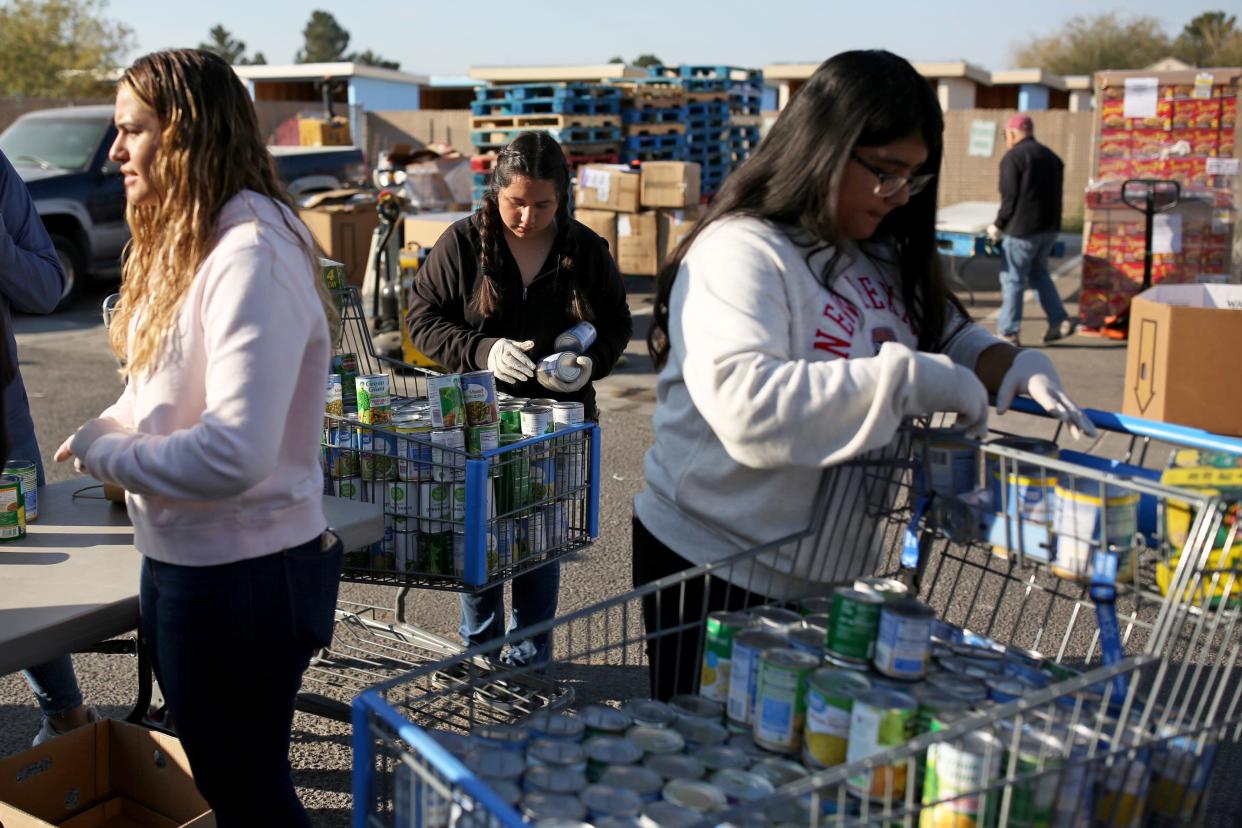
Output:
[351,402,1241,828]
[296,283,601,722]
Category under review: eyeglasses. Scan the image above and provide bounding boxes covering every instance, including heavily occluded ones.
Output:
[850,154,936,198]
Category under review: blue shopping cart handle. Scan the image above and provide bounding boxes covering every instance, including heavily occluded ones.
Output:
[1006,396,1242,454]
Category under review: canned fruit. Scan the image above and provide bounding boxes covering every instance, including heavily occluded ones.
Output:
[804,668,871,768]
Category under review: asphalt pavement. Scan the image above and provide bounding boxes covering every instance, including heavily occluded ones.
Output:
[0,244,1231,826]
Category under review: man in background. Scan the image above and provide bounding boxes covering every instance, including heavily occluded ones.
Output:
[988,114,1074,347]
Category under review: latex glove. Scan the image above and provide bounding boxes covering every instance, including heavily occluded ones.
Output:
[905,348,990,439]
[986,223,1003,244]
[486,338,535,384]
[537,355,592,393]
[996,349,1098,439]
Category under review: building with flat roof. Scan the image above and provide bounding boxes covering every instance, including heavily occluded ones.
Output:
[468,64,648,84]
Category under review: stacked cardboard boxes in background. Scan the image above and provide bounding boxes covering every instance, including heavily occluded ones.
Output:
[1081,68,1241,330]
[574,161,701,276]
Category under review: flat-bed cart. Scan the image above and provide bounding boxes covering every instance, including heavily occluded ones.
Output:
[296,286,601,722]
[352,399,1241,827]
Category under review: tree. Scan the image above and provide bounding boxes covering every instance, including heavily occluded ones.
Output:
[198,24,265,66]
[1173,11,1242,67]
[296,10,350,63]
[351,49,399,70]
[607,56,624,64]
[633,54,663,69]
[0,0,134,98]
[1011,12,1171,75]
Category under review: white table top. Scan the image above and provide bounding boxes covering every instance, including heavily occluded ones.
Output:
[937,201,1001,236]
[0,479,383,675]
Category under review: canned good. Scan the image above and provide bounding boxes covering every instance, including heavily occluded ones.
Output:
[926,673,989,704]
[803,613,831,636]
[496,433,532,514]
[987,437,1059,563]
[1053,478,1138,582]
[725,629,785,726]
[526,711,586,742]
[465,422,500,455]
[332,352,359,404]
[580,705,633,736]
[583,736,643,782]
[529,738,587,773]
[626,725,685,756]
[798,596,833,616]
[325,374,343,421]
[538,352,583,385]
[552,401,586,430]
[753,648,819,754]
[394,417,433,482]
[460,370,499,425]
[622,698,677,729]
[525,765,589,796]
[430,427,466,481]
[921,729,1004,827]
[475,723,529,752]
[529,453,556,500]
[913,430,978,497]
[826,588,884,666]
[641,801,701,828]
[581,784,642,820]
[749,757,807,789]
[786,626,825,658]
[522,791,589,822]
[845,688,918,801]
[598,765,664,802]
[521,405,555,437]
[499,402,526,435]
[554,322,597,354]
[426,374,465,429]
[669,694,723,722]
[985,675,1027,704]
[358,429,398,481]
[748,605,803,631]
[1001,725,1068,828]
[803,668,872,768]
[0,474,26,541]
[662,779,728,812]
[874,597,935,680]
[643,753,705,781]
[725,731,769,760]
[672,716,728,750]
[3,461,36,522]
[466,749,525,781]
[1149,733,1214,823]
[416,481,454,575]
[356,374,392,425]
[698,745,751,773]
[854,577,910,600]
[709,769,775,804]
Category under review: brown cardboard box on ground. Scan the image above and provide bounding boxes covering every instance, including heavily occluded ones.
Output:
[298,116,352,147]
[574,209,618,257]
[616,211,659,275]
[1122,284,1242,436]
[403,211,473,251]
[0,719,213,827]
[640,162,701,209]
[575,165,641,213]
[657,206,703,268]
[299,192,379,287]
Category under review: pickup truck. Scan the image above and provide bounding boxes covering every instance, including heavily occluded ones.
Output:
[0,104,368,306]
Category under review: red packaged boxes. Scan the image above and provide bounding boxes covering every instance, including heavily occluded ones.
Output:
[1101,98,1126,129]
[1174,98,1221,130]
[1099,129,1131,157]
[1129,100,1174,130]
[1223,97,1238,129]
[1189,128,1219,156]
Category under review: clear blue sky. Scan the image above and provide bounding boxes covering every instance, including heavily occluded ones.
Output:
[107,0,1203,76]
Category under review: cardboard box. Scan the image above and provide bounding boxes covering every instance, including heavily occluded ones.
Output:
[616,211,659,275]
[403,211,472,251]
[0,719,213,827]
[299,193,380,287]
[657,206,702,266]
[1122,284,1242,436]
[298,116,352,147]
[575,165,640,213]
[639,162,702,209]
[574,208,618,255]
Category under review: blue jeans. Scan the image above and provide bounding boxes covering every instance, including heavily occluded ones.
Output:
[140,534,342,828]
[23,655,82,716]
[459,561,560,666]
[997,231,1069,337]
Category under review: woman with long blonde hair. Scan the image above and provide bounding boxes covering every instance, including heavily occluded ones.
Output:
[55,48,338,826]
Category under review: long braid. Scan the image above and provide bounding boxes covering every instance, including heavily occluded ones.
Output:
[472,194,503,318]
[557,200,594,322]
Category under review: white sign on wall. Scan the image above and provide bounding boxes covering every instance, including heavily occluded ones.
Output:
[968,120,997,157]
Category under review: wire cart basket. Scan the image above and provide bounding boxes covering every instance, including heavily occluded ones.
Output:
[351,399,1242,828]
[295,282,599,722]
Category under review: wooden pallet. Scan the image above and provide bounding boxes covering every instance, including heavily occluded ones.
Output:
[470,113,620,131]
[623,122,687,137]
[687,90,729,103]
[614,83,687,109]
[730,114,762,127]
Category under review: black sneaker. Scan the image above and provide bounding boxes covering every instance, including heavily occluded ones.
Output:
[1044,319,1077,343]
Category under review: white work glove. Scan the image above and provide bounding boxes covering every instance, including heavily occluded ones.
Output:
[486,338,535,384]
[996,349,1098,440]
[986,223,1003,244]
[902,346,990,438]
[537,355,592,393]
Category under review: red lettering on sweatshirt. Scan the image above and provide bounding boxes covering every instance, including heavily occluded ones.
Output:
[856,276,886,310]
[813,328,851,358]
[882,283,912,325]
[821,298,856,337]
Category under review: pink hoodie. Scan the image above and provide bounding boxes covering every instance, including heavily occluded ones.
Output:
[70,190,330,566]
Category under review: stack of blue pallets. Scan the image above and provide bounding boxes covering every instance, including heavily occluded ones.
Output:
[469,83,624,205]
[615,80,688,164]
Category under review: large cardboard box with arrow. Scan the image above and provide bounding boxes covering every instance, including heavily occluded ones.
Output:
[1122,283,1242,436]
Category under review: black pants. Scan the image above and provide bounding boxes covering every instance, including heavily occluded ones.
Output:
[631,515,770,701]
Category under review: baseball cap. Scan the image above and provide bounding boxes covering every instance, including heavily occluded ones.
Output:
[1006,114,1033,131]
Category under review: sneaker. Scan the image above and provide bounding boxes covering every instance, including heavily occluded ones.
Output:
[1001,333,1021,347]
[1044,319,1077,343]
[32,706,100,747]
